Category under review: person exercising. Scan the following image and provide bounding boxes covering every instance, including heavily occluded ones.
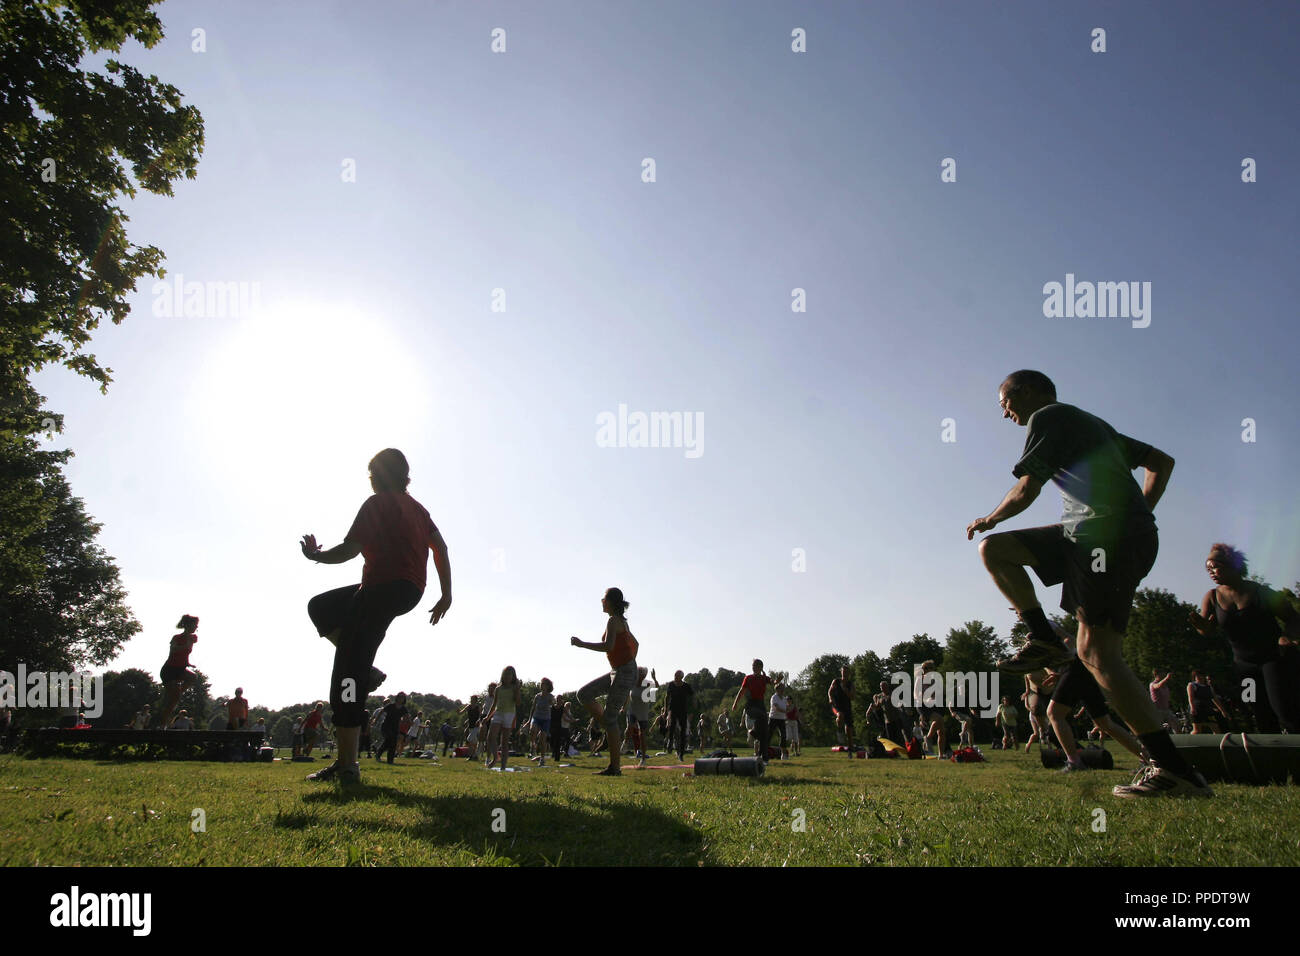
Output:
[966,370,1210,797]
[301,448,452,784]
[1188,543,1300,733]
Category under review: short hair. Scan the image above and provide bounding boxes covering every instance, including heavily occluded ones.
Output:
[1001,370,1057,401]
[1208,543,1248,576]
[369,448,411,492]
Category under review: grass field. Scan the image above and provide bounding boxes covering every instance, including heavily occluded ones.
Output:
[3,747,1298,867]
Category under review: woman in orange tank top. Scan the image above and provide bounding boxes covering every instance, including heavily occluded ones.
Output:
[572,587,639,776]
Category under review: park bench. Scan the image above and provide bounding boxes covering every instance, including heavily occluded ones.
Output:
[21,728,268,761]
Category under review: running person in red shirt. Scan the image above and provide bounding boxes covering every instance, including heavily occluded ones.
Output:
[572,587,639,777]
[158,614,200,727]
[731,660,773,761]
[301,448,452,784]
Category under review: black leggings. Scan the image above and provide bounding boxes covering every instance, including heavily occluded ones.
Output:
[308,580,421,727]
[1233,658,1299,734]
[768,718,787,750]
[375,729,399,763]
[553,727,570,761]
[745,702,768,756]
[668,713,689,755]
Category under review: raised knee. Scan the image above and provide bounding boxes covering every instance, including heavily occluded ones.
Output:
[978,533,1013,566]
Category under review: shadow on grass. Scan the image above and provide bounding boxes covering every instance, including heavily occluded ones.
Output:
[291,784,712,866]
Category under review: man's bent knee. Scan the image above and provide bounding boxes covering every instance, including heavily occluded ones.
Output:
[979,533,1034,568]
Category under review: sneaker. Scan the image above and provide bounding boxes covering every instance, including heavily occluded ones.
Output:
[306,761,339,782]
[638,755,647,768]
[1060,759,1087,773]
[308,761,358,783]
[1113,766,1213,798]
[367,667,387,694]
[996,639,1071,676]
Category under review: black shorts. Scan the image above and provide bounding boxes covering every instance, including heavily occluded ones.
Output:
[1049,659,1110,720]
[1008,524,1157,632]
[160,663,192,684]
[833,704,853,727]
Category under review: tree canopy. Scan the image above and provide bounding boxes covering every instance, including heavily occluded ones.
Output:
[1,0,203,399]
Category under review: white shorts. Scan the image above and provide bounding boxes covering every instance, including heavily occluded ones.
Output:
[491,712,514,728]
[467,727,479,743]
[787,722,801,744]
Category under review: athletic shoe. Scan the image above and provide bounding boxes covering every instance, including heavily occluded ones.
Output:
[638,755,647,768]
[367,667,386,693]
[1112,766,1213,798]
[996,639,1071,676]
[307,761,341,782]
[307,761,360,784]
[1060,759,1087,773]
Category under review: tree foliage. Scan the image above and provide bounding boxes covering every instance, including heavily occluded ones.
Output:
[0,388,140,672]
[1,0,204,398]
[941,620,1008,676]
[97,667,157,727]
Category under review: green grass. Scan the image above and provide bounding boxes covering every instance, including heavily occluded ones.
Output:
[2,748,1297,866]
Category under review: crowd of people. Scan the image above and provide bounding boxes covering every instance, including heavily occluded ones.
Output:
[122,398,1298,799]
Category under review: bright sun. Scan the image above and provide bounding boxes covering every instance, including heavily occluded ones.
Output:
[191,300,431,488]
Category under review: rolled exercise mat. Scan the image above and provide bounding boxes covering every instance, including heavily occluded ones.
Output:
[1169,733,1299,784]
[693,756,765,777]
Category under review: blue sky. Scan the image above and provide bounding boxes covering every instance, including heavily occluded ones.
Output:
[32,0,1300,710]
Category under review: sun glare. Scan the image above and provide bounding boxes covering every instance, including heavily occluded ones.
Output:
[192,301,431,488]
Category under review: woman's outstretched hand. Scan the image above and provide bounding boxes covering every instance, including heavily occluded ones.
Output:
[300,534,321,560]
[428,595,451,625]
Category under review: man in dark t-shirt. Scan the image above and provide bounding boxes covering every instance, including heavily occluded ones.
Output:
[664,671,694,762]
[377,693,408,764]
[828,668,854,756]
[965,370,1210,798]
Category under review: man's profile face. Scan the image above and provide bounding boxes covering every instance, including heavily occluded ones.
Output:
[998,382,1042,426]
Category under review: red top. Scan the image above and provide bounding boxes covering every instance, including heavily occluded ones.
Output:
[741,674,770,701]
[606,623,638,668]
[166,632,197,667]
[302,711,323,731]
[227,697,249,721]
[346,492,436,590]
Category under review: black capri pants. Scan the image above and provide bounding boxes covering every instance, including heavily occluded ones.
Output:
[307,580,421,727]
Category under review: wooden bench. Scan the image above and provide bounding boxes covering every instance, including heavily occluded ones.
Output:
[22,728,268,761]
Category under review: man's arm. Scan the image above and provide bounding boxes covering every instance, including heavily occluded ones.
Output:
[1137,447,1174,511]
[427,524,452,624]
[301,534,362,564]
[966,475,1043,538]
